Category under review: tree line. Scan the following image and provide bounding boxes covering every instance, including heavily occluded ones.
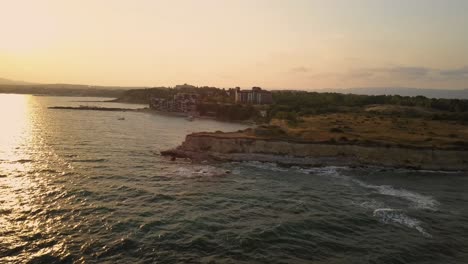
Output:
[115,86,468,121]
[269,91,468,122]
[271,91,468,113]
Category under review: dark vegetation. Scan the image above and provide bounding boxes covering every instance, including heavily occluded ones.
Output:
[114,84,232,104]
[269,91,468,122]
[253,125,287,138]
[114,85,468,122]
[115,84,258,121]
[272,91,468,113]
[115,87,174,103]
[197,103,258,121]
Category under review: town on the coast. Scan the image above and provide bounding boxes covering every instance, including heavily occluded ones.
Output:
[149,86,273,118]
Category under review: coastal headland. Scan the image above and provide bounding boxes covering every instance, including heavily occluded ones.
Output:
[162,113,468,171]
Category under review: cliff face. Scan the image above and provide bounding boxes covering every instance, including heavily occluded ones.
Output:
[168,134,468,171]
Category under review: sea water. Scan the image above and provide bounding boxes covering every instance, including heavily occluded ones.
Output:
[0,94,467,263]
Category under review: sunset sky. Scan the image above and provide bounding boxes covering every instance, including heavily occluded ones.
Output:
[1,0,467,89]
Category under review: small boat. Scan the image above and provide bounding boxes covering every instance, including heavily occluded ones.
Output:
[118,117,125,120]
[186,116,194,121]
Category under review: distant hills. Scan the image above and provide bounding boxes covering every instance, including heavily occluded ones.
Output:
[326,87,468,100]
[0,77,37,85]
[1,77,468,100]
[0,84,127,98]
[0,77,146,97]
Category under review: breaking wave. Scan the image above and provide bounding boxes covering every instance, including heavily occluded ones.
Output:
[303,166,439,211]
[244,164,437,237]
[240,161,290,172]
[373,208,432,237]
[170,165,231,178]
[357,181,439,210]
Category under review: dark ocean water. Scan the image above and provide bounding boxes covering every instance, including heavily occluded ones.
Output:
[0,94,467,263]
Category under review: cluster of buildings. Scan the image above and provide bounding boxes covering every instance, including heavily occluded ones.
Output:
[150,93,199,113]
[149,87,273,115]
[230,87,273,105]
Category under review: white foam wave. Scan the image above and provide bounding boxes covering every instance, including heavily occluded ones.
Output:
[299,165,439,211]
[353,180,438,211]
[373,208,431,237]
[172,165,230,178]
[305,166,439,211]
[299,166,350,179]
[301,166,437,237]
[393,168,463,174]
[240,161,289,172]
[353,199,385,210]
[294,165,439,211]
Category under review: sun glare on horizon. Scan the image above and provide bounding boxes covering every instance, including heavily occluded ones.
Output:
[1,0,467,89]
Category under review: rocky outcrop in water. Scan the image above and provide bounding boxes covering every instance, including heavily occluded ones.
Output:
[162,133,468,171]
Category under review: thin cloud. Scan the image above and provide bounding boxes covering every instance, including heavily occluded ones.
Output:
[358,66,432,78]
[290,65,468,89]
[385,66,430,77]
[439,66,468,77]
[290,66,309,74]
[345,66,468,80]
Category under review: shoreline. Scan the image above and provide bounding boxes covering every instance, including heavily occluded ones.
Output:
[137,108,255,125]
[162,133,468,172]
[48,106,140,112]
[47,105,253,125]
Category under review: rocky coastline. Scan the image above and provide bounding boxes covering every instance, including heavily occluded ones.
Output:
[162,132,468,171]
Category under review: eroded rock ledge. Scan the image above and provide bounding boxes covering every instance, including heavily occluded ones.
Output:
[162,133,468,171]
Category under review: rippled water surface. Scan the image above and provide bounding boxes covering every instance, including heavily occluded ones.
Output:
[0,94,467,263]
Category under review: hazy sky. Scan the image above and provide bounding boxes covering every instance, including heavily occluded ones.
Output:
[1,0,467,89]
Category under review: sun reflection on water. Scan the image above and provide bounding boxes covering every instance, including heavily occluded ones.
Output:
[0,95,35,261]
[0,95,73,262]
[0,94,35,186]
[0,94,32,161]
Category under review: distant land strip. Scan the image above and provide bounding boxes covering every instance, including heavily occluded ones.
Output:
[48,106,139,112]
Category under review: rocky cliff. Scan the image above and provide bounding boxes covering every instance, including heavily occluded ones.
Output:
[162,133,468,171]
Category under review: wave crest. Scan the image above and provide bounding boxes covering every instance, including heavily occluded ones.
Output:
[373,208,432,237]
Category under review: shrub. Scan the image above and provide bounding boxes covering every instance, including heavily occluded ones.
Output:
[339,136,349,141]
[452,141,468,147]
[254,125,287,137]
[330,127,344,133]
